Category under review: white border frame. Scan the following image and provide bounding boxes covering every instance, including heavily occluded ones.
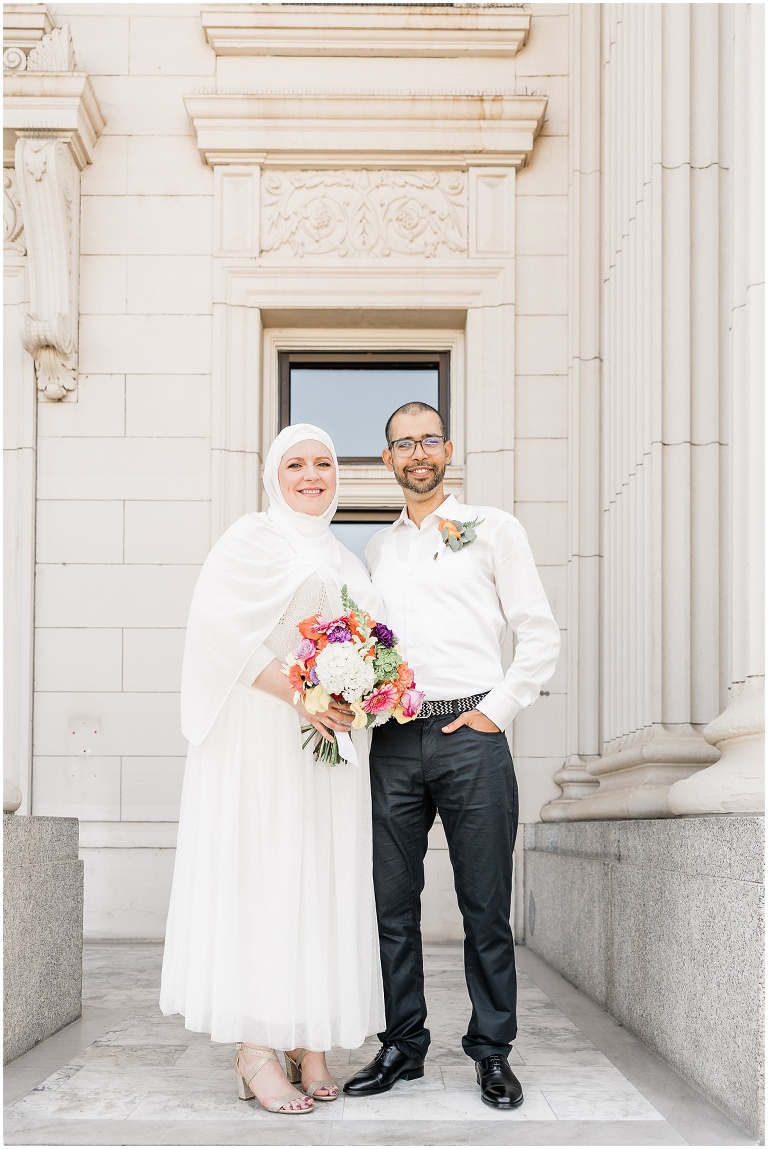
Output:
[262,326,465,511]
[212,261,515,538]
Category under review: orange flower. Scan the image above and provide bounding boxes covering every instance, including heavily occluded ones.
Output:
[347,610,373,641]
[396,662,414,694]
[438,518,461,540]
[286,662,309,692]
[297,614,323,639]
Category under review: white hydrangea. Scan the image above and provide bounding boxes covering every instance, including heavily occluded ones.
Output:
[314,642,375,702]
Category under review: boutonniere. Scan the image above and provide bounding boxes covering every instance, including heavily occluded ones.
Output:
[436,517,484,554]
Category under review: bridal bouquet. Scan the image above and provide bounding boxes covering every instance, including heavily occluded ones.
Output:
[283,586,425,765]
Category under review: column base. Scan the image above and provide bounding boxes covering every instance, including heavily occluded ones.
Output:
[3,780,22,813]
[540,755,599,821]
[668,679,765,815]
[563,725,720,820]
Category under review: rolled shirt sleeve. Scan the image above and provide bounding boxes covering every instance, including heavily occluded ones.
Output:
[475,518,561,731]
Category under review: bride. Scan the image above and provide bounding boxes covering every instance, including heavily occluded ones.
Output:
[159,423,385,1115]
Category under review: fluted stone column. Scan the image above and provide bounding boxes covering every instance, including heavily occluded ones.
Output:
[3,168,35,816]
[565,5,731,819]
[541,4,601,819]
[3,20,104,814]
[669,4,765,816]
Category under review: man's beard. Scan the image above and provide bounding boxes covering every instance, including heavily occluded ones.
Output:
[395,459,446,494]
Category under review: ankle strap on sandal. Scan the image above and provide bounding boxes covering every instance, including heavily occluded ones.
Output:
[235,1044,279,1079]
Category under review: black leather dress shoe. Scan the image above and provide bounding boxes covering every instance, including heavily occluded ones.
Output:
[343,1043,425,1096]
[476,1054,524,1109]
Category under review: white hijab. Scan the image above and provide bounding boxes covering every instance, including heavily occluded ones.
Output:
[180,424,382,745]
[263,423,346,596]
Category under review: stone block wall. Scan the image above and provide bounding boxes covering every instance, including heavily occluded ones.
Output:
[3,813,84,1063]
[524,817,765,1139]
[29,8,214,937]
[22,4,571,938]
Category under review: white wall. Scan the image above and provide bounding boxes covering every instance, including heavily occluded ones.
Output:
[17,4,570,938]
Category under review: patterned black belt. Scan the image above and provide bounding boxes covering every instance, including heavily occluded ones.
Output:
[415,693,489,719]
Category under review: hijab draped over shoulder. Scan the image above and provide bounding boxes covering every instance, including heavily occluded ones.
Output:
[180,424,383,746]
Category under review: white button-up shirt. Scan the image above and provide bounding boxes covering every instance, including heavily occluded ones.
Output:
[366,494,560,732]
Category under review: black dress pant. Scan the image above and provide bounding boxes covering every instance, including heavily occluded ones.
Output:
[369,707,519,1062]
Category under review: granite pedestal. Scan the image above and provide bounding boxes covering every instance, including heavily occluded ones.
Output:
[524,816,764,1140]
[3,814,84,1064]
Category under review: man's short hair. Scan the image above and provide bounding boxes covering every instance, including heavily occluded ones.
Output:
[385,402,446,446]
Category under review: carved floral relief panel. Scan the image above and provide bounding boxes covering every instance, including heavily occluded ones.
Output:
[261,169,467,258]
[4,169,25,255]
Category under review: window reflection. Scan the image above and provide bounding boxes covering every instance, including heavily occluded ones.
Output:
[286,363,443,461]
[290,367,439,458]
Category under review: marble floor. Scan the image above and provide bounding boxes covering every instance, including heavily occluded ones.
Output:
[3,943,755,1147]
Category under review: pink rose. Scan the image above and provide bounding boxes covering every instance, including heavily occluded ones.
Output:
[361,683,400,714]
[295,638,316,661]
[400,688,425,718]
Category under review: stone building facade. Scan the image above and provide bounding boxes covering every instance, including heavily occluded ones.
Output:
[3,2,764,1136]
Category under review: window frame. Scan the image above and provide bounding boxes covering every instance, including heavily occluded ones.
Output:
[278,349,450,464]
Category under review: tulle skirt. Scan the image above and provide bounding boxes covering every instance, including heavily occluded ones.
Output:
[159,682,385,1049]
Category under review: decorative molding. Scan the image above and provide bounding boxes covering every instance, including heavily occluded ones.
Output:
[212,270,494,535]
[668,678,765,815]
[3,168,25,253]
[3,5,54,62]
[257,326,466,517]
[703,679,765,747]
[469,168,515,257]
[184,91,548,170]
[3,47,27,72]
[201,4,531,58]
[4,21,103,401]
[336,465,463,511]
[14,137,79,401]
[261,170,467,259]
[211,266,507,535]
[569,725,721,820]
[214,166,260,256]
[26,22,76,71]
[4,21,77,74]
[540,756,600,822]
[4,71,105,170]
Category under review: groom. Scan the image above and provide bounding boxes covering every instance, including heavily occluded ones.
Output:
[343,401,560,1109]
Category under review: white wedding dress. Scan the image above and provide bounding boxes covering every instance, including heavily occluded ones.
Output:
[159,575,385,1050]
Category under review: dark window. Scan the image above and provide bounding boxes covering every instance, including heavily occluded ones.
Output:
[278,350,450,463]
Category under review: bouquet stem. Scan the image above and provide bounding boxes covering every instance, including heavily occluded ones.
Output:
[300,725,342,766]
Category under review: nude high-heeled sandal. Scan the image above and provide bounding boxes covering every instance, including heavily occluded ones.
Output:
[235,1043,314,1113]
[284,1047,340,1101]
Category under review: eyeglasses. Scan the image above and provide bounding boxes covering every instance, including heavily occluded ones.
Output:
[388,435,446,456]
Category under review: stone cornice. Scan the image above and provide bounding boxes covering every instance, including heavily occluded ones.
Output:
[4,71,105,169]
[201,4,531,58]
[3,4,53,61]
[184,90,547,168]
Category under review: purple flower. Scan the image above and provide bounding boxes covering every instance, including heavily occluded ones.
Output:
[372,622,395,648]
[309,666,319,685]
[295,638,316,661]
[325,623,354,644]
